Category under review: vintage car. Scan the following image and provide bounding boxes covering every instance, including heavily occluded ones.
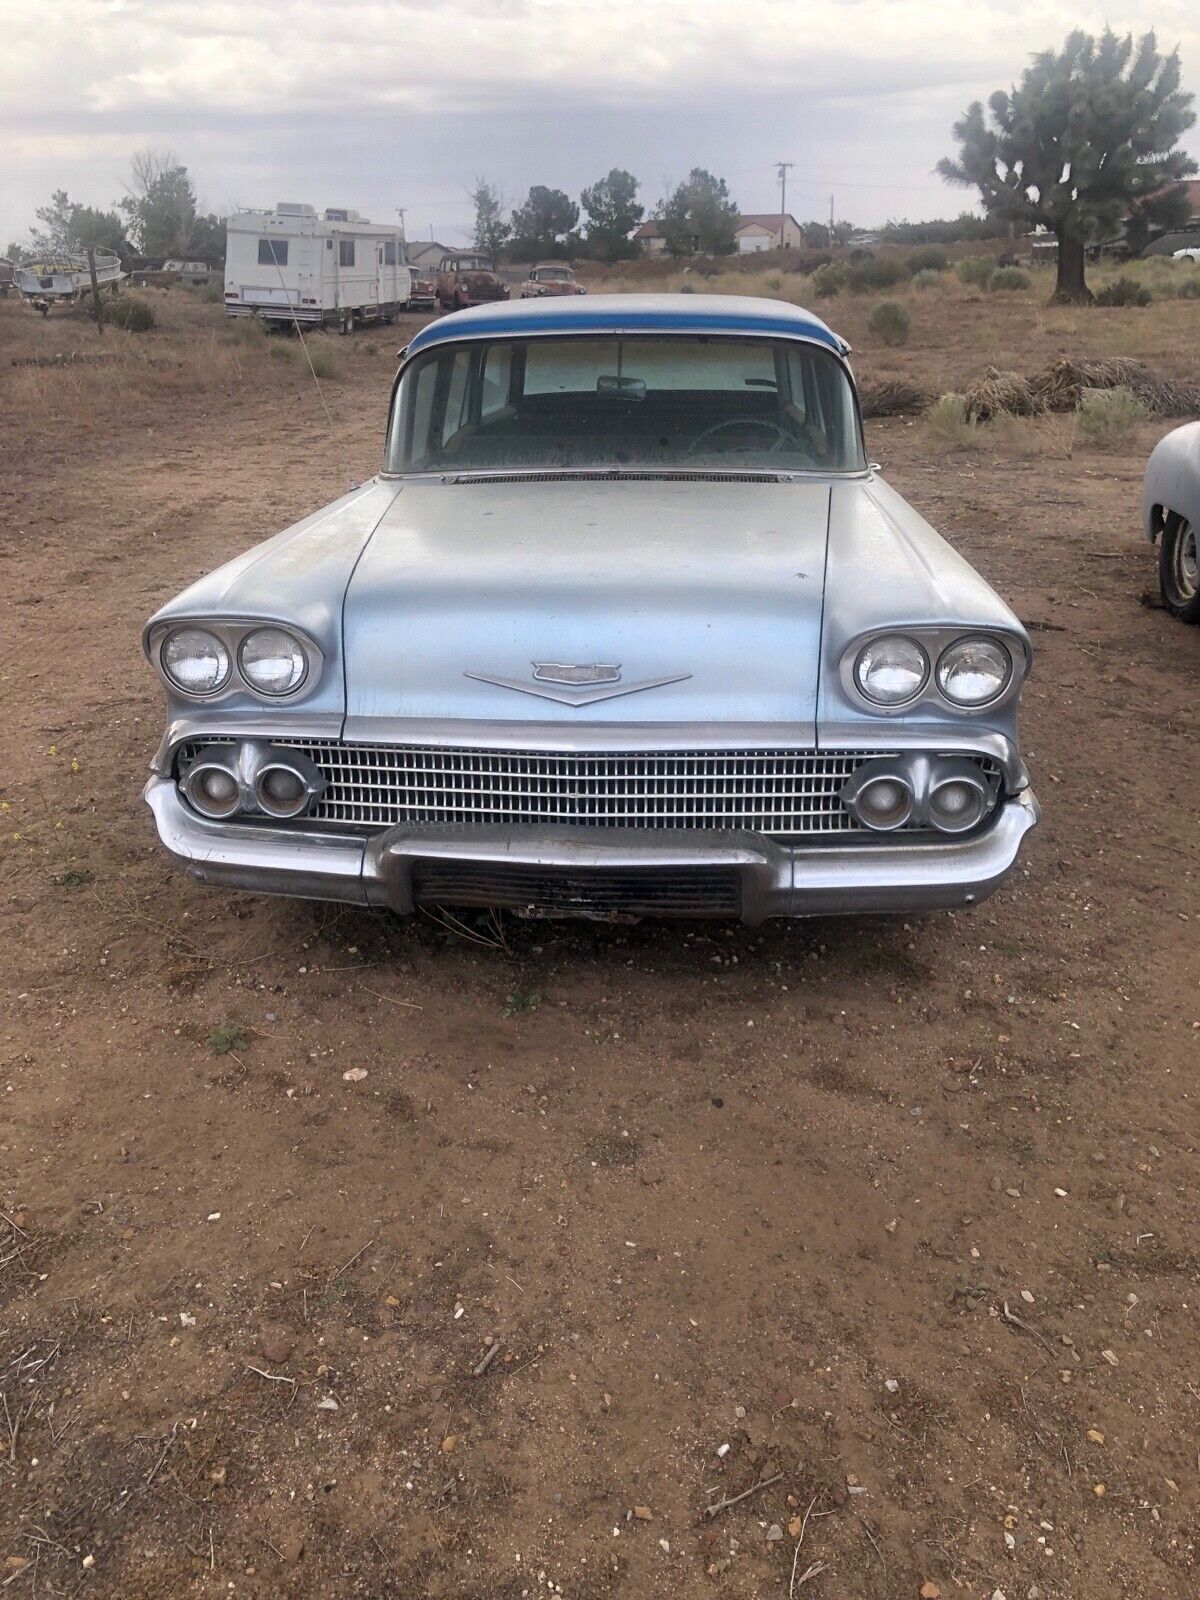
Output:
[406,275,437,311]
[143,294,1039,922]
[521,263,587,298]
[1144,419,1200,622]
[435,253,509,310]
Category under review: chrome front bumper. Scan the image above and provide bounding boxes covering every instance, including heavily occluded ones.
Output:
[145,778,1039,922]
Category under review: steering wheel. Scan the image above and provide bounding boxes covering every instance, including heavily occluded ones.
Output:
[686,418,788,455]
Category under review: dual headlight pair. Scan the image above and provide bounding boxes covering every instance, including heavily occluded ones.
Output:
[854,634,1012,709]
[161,626,309,699]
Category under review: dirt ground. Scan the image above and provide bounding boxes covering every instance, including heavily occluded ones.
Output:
[1,278,1198,1600]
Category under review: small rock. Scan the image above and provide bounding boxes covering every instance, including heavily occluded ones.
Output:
[82,1555,95,1570]
[209,1465,227,1486]
[1005,1187,1021,1199]
[342,1067,368,1083]
[1020,1290,1034,1305]
[716,1442,730,1457]
[441,1434,457,1452]
[316,1396,339,1411]
[633,1505,653,1521]
[1093,1483,1106,1497]
[787,1516,804,1537]
[262,1333,294,1365]
[279,1534,304,1564]
[658,1538,670,1554]
[1101,1349,1119,1366]
[765,1523,783,1542]
[920,1585,942,1600]
[884,1378,900,1394]
[1087,1428,1105,1443]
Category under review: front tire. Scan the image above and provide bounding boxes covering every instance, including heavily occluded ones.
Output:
[1160,514,1200,623]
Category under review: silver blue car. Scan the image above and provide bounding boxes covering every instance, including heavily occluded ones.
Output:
[143,295,1039,921]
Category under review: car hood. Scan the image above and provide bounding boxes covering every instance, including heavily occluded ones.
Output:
[342,477,832,736]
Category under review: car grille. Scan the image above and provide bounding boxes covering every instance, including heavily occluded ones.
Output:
[411,862,742,917]
[176,741,1000,839]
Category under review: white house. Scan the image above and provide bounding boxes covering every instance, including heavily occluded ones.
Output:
[734,213,805,252]
[635,212,806,257]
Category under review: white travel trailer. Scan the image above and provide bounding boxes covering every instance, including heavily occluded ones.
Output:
[224,204,412,329]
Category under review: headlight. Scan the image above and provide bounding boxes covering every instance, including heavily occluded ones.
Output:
[161,627,231,695]
[936,637,1012,706]
[238,628,308,696]
[854,635,928,705]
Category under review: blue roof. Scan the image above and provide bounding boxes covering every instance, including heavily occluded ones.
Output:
[404,293,846,358]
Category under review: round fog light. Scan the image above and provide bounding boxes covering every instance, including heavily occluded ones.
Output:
[929,777,987,834]
[256,764,310,819]
[186,764,241,819]
[857,775,913,831]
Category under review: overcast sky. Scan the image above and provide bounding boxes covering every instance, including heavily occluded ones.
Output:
[3,0,1199,247]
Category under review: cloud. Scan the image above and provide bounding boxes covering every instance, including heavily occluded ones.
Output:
[2,0,1198,239]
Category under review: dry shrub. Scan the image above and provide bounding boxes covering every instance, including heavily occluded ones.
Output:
[1179,277,1200,300]
[847,257,910,293]
[957,255,996,289]
[1032,356,1200,417]
[907,246,949,273]
[912,268,944,291]
[1075,386,1148,449]
[859,378,928,418]
[989,267,1031,291]
[271,336,342,380]
[926,393,981,448]
[868,300,910,347]
[963,367,1045,422]
[226,315,267,346]
[1095,276,1151,307]
[811,262,848,298]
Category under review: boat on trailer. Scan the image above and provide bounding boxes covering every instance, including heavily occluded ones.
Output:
[14,249,125,312]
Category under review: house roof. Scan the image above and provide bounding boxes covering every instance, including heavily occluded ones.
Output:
[404,293,846,358]
[735,214,801,232]
[633,221,663,238]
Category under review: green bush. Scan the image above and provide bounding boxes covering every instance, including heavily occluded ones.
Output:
[926,393,981,448]
[868,300,911,347]
[907,246,949,273]
[846,256,910,293]
[957,255,997,289]
[105,295,155,332]
[811,262,849,298]
[912,268,944,291]
[1095,276,1151,307]
[1177,276,1200,299]
[1075,386,1148,449]
[990,266,1031,291]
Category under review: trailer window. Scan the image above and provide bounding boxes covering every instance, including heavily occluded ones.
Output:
[257,239,287,267]
[383,241,397,266]
[339,240,355,268]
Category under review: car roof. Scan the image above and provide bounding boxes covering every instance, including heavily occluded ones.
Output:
[405,293,846,358]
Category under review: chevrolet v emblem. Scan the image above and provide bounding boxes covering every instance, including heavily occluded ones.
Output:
[533,662,620,686]
[465,662,692,706]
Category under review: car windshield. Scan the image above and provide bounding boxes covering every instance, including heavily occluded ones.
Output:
[387,334,864,474]
[454,256,493,271]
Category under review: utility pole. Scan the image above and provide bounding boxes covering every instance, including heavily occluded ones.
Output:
[829,193,835,245]
[775,160,794,250]
[394,207,406,239]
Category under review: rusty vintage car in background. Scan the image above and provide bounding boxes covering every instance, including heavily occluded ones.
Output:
[521,263,587,298]
[435,253,509,311]
[406,275,437,311]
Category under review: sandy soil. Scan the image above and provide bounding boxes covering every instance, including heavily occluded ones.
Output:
[1,282,1198,1600]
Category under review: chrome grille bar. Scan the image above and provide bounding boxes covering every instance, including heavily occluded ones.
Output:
[176,741,1001,838]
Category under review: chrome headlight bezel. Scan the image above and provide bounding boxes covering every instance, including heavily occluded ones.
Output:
[160,627,232,697]
[935,636,1013,708]
[853,634,929,707]
[147,620,322,704]
[842,629,1024,716]
[237,627,309,698]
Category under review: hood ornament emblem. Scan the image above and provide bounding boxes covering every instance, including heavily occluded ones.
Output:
[533,662,621,686]
[465,662,691,707]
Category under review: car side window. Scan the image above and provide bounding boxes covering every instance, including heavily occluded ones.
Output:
[479,345,514,421]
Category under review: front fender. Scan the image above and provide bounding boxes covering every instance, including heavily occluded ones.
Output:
[1143,420,1200,543]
